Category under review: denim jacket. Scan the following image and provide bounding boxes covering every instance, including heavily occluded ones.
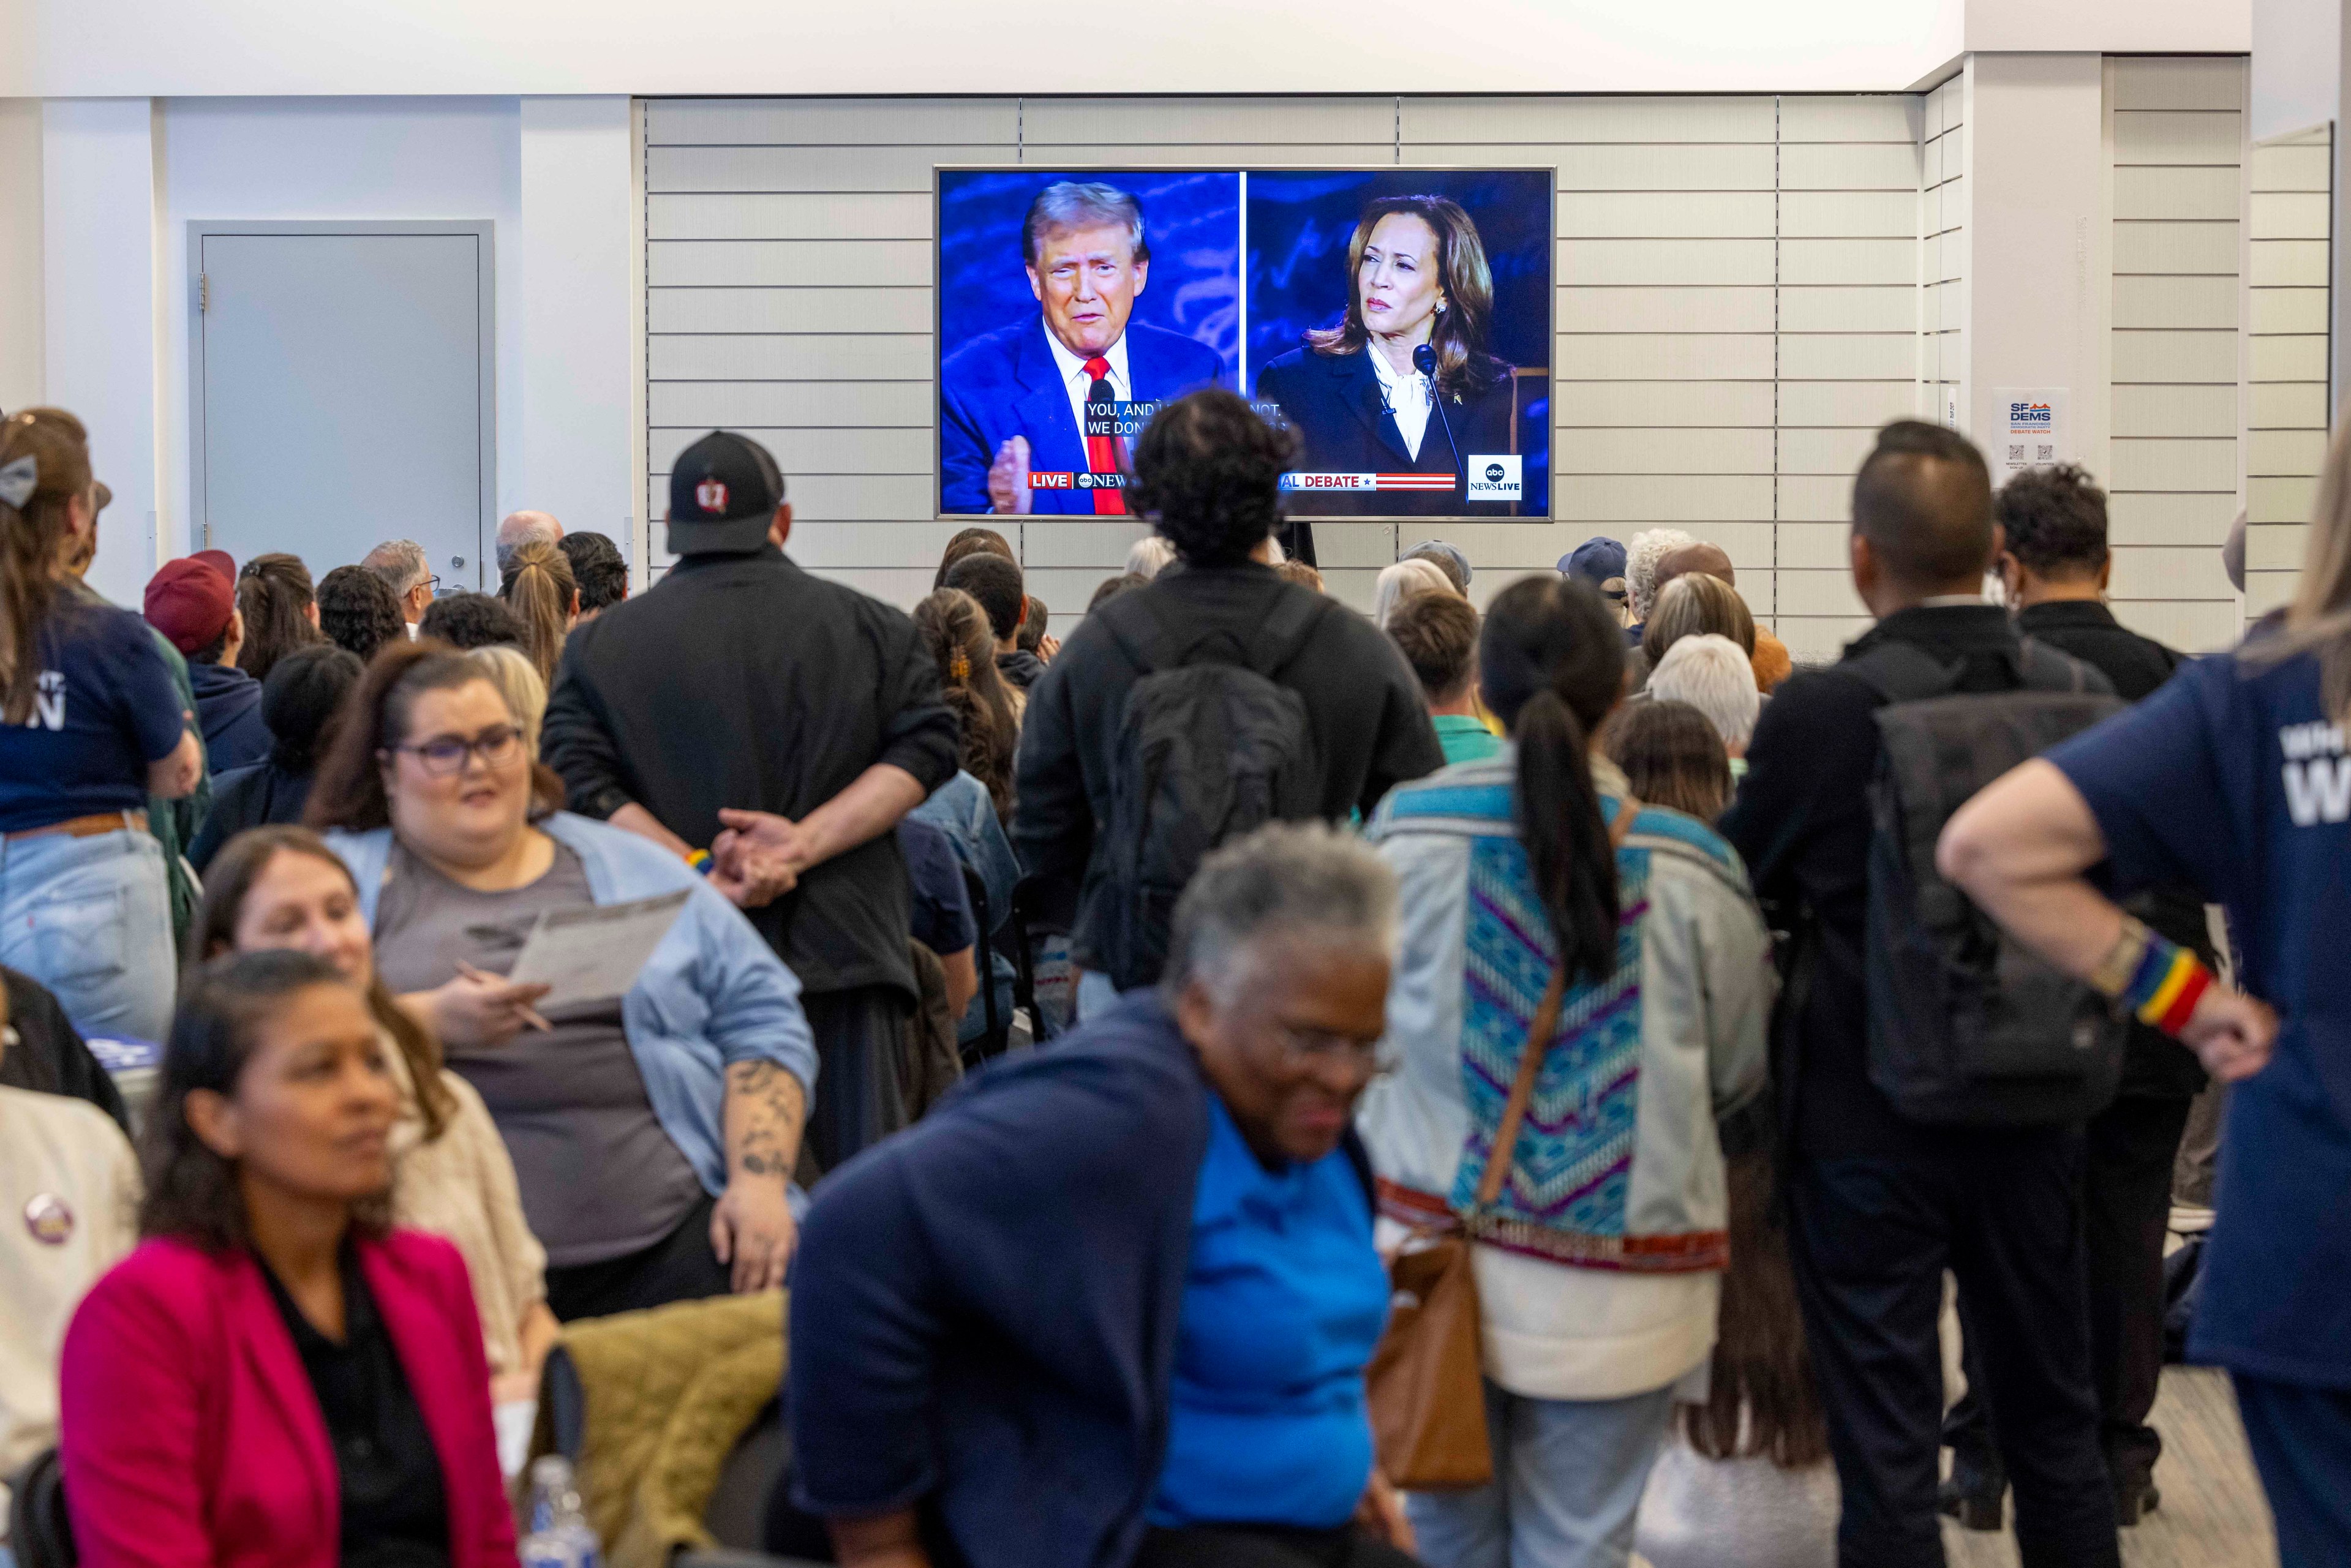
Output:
[327,812,818,1197]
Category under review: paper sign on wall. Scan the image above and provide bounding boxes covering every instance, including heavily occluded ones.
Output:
[1992,388,2067,478]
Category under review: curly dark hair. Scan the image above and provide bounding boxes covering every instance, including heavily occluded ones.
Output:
[1996,462,2109,580]
[416,590,527,651]
[304,639,564,833]
[559,531,630,613]
[316,565,408,666]
[259,643,364,773]
[1129,388,1297,568]
[138,948,391,1252]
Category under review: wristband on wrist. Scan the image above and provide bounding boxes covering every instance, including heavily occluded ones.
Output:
[685,847,714,877]
[2107,927,2213,1037]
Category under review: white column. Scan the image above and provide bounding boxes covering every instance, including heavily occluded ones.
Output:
[517,96,639,577]
[42,96,160,606]
[1960,53,2110,482]
[0,100,45,416]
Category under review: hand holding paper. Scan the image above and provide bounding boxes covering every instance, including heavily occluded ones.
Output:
[503,889,693,1013]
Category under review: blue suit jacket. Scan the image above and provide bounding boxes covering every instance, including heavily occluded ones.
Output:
[939,316,1228,514]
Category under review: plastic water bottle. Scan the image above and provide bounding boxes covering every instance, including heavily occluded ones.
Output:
[521,1456,601,1568]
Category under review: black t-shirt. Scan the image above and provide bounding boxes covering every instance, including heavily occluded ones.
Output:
[541,547,960,1000]
[260,1242,451,1568]
[0,591,186,832]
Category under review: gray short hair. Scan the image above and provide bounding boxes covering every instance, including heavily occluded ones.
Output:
[362,539,429,598]
[1160,822,1397,1006]
[1021,181,1149,269]
[1647,633,1761,749]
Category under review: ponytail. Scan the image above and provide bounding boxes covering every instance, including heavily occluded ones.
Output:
[498,539,577,689]
[236,553,325,683]
[1480,576,1628,986]
[0,411,95,726]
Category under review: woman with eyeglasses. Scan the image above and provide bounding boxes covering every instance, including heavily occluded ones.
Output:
[788,824,1420,1568]
[303,640,818,1320]
[1355,577,1772,1568]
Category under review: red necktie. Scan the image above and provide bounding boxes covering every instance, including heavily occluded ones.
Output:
[1082,356,1127,516]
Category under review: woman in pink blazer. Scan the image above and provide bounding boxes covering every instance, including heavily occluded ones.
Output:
[60,949,518,1568]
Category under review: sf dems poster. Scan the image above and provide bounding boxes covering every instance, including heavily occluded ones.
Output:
[936,168,1555,520]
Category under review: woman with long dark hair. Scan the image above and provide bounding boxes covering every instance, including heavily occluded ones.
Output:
[58,950,517,1568]
[1255,194,1521,525]
[0,411,202,1042]
[911,587,1019,816]
[1357,575,1772,1568]
[192,826,557,1398]
[235,552,326,682]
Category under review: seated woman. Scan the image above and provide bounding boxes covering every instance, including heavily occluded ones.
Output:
[194,825,557,1399]
[304,642,817,1321]
[189,644,365,874]
[1357,576,1771,1568]
[59,950,516,1568]
[789,823,1417,1568]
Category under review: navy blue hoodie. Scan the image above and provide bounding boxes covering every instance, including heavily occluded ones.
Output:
[187,660,269,773]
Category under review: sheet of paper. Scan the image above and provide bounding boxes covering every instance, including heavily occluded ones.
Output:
[503,888,692,1012]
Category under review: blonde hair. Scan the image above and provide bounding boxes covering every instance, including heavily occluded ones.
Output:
[467,643,547,756]
[497,538,576,688]
[2274,416,2351,723]
[1373,557,1456,629]
[1642,571,1756,666]
[1126,535,1178,579]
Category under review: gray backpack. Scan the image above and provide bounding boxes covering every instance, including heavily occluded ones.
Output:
[1855,639,2127,1127]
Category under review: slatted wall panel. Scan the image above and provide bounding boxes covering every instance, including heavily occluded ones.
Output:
[1774,95,1924,660]
[644,96,1932,649]
[1922,76,1965,476]
[2107,58,2246,653]
[2246,124,2331,618]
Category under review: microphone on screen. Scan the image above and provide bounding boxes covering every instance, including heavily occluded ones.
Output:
[1414,344,1465,501]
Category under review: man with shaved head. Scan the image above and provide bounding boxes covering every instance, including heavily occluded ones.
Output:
[1652,539,1791,691]
[1721,421,2121,1567]
[496,509,565,577]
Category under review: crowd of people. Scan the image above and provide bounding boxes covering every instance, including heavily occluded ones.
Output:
[0,379,2339,1568]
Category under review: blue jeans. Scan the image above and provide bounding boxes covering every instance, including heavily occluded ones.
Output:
[0,827,176,1043]
[1407,1379,1676,1568]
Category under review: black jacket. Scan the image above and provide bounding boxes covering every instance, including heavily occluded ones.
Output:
[0,965,129,1128]
[1720,605,2113,1160]
[2015,599,2208,1099]
[187,761,315,873]
[994,649,1045,692]
[543,546,960,1000]
[1254,345,1521,517]
[1012,561,1443,967]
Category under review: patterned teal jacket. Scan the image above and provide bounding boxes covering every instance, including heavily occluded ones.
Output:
[1356,751,1772,1274]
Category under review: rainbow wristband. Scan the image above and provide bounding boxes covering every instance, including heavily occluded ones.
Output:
[2116,935,2212,1037]
[685,848,714,877]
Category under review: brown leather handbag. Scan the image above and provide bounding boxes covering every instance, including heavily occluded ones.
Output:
[1363,797,1638,1491]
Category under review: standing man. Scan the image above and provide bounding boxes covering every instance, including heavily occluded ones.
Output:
[1720,422,2121,1568]
[362,539,435,635]
[939,181,1227,516]
[544,432,959,1169]
[1938,463,2213,1529]
[497,509,565,577]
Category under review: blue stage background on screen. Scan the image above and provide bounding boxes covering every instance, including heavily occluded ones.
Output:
[1246,170,1552,514]
[937,170,1241,382]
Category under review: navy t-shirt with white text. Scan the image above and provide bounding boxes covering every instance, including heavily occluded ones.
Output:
[2048,645,2351,1388]
[0,597,187,833]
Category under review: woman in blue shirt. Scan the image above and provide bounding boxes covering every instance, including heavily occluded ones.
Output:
[0,412,202,1043]
[1936,431,2351,1562]
[789,822,1416,1568]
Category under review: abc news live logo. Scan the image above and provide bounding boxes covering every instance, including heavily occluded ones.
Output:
[1466,454,1522,502]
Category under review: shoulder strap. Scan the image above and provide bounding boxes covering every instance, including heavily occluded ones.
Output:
[2015,636,2090,694]
[1470,795,1642,1213]
[1845,639,1962,706]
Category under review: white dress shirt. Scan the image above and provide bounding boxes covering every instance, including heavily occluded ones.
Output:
[1044,327,1132,461]
[1369,344,1434,462]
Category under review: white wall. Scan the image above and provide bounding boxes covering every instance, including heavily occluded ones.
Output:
[2251,0,2342,143]
[0,100,43,415]
[157,96,524,562]
[43,97,162,608]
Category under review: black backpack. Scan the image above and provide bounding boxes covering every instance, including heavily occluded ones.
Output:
[1856,639,2127,1127]
[1085,588,1331,989]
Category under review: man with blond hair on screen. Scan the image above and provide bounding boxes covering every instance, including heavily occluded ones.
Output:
[939,181,1225,516]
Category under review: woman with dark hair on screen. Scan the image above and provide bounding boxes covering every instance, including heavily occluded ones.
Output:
[1255,194,1522,544]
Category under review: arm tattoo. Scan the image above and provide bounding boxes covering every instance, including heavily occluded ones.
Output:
[724,1060,807,1180]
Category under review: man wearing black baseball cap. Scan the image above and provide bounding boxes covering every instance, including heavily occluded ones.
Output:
[544,431,960,1171]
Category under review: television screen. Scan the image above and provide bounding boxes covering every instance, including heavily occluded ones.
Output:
[935,167,1553,520]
